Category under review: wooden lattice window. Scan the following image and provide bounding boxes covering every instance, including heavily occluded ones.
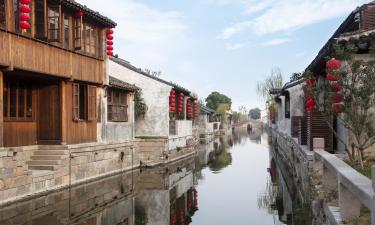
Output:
[63,15,70,49]
[73,83,96,121]
[0,0,5,28]
[73,17,82,50]
[107,89,128,122]
[47,5,61,42]
[84,23,97,56]
[35,0,46,39]
[87,86,96,121]
[3,78,33,121]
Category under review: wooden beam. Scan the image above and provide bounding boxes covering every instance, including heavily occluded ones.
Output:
[0,71,3,147]
[60,80,67,144]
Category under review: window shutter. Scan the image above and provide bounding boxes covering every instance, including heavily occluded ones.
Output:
[35,0,46,40]
[72,83,79,120]
[47,5,61,42]
[74,17,82,50]
[87,85,96,121]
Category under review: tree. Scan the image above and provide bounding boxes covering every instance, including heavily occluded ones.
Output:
[257,68,284,123]
[205,91,232,111]
[249,108,261,120]
[217,103,230,123]
[305,53,375,167]
[257,68,284,100]
[134,91,148,119]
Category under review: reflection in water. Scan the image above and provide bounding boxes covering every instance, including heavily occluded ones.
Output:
[0,130,311,225]
[258,149,312,225]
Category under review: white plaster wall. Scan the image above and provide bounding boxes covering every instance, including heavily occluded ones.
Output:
[276,83,304,136]
[197,114,214,134]
[108,60,172,137]
[169,120,193,150]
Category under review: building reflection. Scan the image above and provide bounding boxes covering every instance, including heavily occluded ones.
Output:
[258,147,312,225]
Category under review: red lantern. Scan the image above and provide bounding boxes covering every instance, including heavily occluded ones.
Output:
[326,58,341,70]
[331,82,342,92]
[306,78,315,87]
[19,21,30,29]
[327,73,341,81]
[332,94,344,103]
[74,11,83,18]
[20,0,30,4]
[106,29,113,35]
[19,13,30,21]
[333,103,344,114]
[106,40,113,45]
[19,4,30,13]
[107,34,114,40]
[107,46,113,51]
[107,51,113,56]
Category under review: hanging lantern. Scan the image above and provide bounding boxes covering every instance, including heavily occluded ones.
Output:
[19,0,31,31]
[19,13,30,21]
[326,58,341,70]
[106,34,114,40]
[332,103,344,114]
[331,82,342,92]
[19,4,30,13]
[332,93,344,103]
[19,21,30,29]
[169,89,176,112]
[106,29,114,56]
[306,78,315,88]
[74,10,83,18]
[327,73,341,82]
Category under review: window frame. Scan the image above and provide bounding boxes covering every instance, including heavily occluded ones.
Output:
[72,83,96,122]
[83,22,97,56]
[47,4,61,42]
[0,0,6,29]
[284,92,291,119]
[107,88,128,122]
[62,13,71,49]
[73,16,82,50]
[3,78,34,122]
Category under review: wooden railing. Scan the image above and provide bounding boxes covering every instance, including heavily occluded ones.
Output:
[0,30,103,84]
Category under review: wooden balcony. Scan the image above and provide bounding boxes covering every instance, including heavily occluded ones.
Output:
[0,29,104,84]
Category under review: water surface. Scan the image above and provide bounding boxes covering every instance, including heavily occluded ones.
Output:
[0,129,307,225]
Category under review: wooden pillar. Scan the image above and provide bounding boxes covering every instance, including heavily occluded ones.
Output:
[0,71,3,147]
[60,80,67,145]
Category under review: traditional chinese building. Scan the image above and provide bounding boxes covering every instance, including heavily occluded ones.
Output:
[108,57,198,166]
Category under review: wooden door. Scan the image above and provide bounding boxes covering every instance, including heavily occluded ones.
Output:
[38,84,61,142]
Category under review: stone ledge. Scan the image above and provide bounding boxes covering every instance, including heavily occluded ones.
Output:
[324,204,344,225]
[315,150,375,209]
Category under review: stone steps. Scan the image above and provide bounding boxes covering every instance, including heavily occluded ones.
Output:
[34,150,68,155]
[28,145,68,171]
[28,165,59,171]
[30,155,63,160]
[26,160,61,165]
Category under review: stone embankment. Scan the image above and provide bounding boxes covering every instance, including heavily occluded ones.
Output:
[270,129,375,225]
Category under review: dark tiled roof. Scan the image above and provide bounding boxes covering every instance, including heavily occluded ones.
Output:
[199,104,216,114]
[110,57,191,95]
[109,76,140,92]
[61,0,116,28]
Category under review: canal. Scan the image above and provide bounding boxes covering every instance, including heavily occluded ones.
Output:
[0,129,311,225]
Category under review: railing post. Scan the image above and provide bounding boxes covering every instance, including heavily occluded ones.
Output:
[339,182,361,222]
[372,166,375,225]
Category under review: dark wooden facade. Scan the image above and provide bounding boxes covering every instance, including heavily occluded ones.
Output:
[0,0,115,147]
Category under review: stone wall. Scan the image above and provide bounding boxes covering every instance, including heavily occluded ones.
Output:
[169,120,193,151]
[0,142,138,204]
[0,171,134,225]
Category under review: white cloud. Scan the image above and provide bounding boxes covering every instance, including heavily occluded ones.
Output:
[262,38,290,46]
[218,0,367,39]
[226,42,249,50]
[76,0,187,67]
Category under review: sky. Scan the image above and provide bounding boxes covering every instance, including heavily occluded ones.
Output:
[78,0,369,111]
